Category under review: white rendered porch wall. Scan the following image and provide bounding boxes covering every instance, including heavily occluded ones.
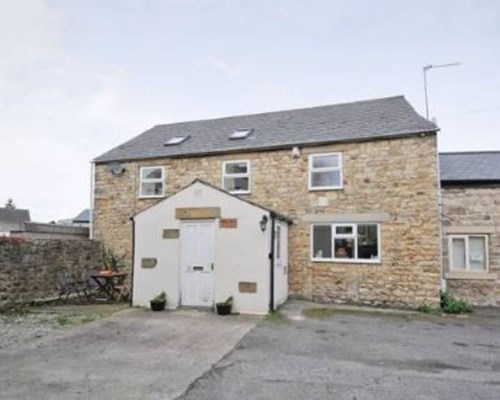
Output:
[133,181,273,314]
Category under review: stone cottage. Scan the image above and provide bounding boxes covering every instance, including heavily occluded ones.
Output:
[92,96,443,311]
[440,152,500,306]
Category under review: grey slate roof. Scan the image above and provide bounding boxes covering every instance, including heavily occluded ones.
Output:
[0,208,31,224]
[94,96,437,163]
[0,208,31,232]
[440,152,500,183]
[73,209,90,223]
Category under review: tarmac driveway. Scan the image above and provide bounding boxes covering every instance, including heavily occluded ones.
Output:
[180,301,500,400]
[0,308,259,400]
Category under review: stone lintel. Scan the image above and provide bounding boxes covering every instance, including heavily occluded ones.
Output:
[302,212,390,223]
[175,207,221,220]
[444,226,496,234]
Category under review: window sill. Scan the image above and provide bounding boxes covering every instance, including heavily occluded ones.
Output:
[308,187,343,192]
[138,195,165,199]
[445,271,497,280]
[228,191,251,195]
[311,258,381,265]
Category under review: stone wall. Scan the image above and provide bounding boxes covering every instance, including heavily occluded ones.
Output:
[441,185,500,306]
[0,237,102,308]
[93,134,441,308]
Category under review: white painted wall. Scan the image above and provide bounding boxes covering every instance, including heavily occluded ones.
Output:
[133,181,283,314]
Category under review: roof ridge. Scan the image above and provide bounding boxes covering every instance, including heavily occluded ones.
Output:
[153,95,406,129]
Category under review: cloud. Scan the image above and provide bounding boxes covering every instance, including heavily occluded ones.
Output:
[204,57,241,76]
[0,1,167,221]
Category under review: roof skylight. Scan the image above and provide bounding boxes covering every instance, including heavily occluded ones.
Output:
[229,128,253,140]
[164,135,190,146]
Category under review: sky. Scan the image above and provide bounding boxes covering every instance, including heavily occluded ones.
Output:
[0,0,499,222]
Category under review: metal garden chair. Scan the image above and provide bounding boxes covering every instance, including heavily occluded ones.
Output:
[56,270,88,303]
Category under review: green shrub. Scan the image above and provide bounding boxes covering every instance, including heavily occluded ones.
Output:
[417,302,440,315]
[440,291,473,314]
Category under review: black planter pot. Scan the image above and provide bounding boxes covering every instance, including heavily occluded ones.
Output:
[150,300,166,311]
[216,303,232,315]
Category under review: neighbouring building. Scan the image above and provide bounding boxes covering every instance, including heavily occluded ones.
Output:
[92,96,442,313]
[0,207,31,236]
[9,222,89,240]
[440,152,500,306]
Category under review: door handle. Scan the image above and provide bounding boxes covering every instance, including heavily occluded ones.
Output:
[211,263,214,271]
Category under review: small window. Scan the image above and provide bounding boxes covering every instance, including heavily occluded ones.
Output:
[139,167,165,198]
[229,129,253,140]
[309,153,343,190]
[312,223,380,262]
[449,235,488,272]
[164,135,189,146]
[222,160,250,193]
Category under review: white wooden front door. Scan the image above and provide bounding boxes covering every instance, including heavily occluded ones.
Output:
[180,221,215,307]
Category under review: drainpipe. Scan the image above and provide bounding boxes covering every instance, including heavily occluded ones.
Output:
[269,212,276,313]
[436,144,446,294]
[129,216,135,306]
[89,162,95,240]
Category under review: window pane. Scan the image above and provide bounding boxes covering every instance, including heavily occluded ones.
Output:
[334,238,354,258]
[311,170,340,188]
[224,177,249,192]
[357,224,378,259]
[312,154,338,168]
[142,168,162,179]
[225,162,248,174]
[141,182,163,196]
[451,238,466,270]
[336,226,353,235]
[313,225,332,259]
[469,237,486,271]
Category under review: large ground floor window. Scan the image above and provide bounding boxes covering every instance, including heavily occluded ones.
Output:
[311,223,380,262]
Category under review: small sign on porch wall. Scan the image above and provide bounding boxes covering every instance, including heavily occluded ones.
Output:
[239,281,257,293]
[141,258,157,269]
[219,218,238,229]
[162,229,180,239]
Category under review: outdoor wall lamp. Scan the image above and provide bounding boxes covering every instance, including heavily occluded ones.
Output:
[259,215,268,232]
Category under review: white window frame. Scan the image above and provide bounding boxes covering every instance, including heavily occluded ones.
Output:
[139,166,165,198]
[448,235,489,272]
[308,152,343,191]
[222,160,251,194]
[310,223,381,263]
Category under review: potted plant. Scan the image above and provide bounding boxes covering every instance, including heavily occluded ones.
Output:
[150,291,167,311]
[100,248,125,273]
[216,296,233,315]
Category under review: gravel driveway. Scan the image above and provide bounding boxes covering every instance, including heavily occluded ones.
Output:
[0,307,259,400]
[179,301,500,400]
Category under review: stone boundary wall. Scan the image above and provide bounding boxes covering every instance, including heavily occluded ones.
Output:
[0,237,103,308]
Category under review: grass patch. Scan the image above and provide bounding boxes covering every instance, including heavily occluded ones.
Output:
[417,302,442,316]
[0,304,32,317]
[266,310,284,322]
[55,315,71,326]
[302,308,337,319]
